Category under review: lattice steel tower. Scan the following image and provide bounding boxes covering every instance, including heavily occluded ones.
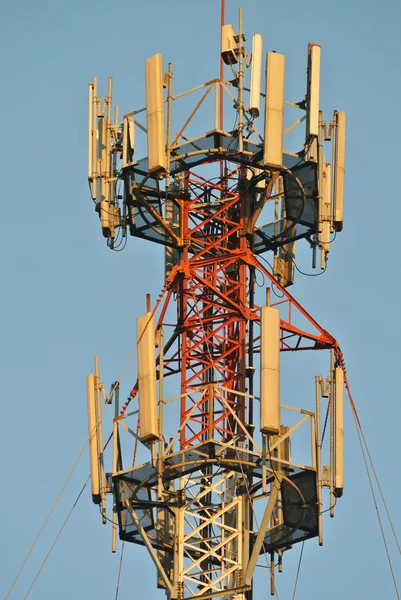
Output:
[86,9,347,599]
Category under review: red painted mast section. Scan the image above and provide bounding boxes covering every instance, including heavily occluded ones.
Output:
[176,169,249,447]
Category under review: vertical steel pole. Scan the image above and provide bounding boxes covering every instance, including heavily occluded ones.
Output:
[166,63,173,188]
[112,417,118,553]
[214,81,219,130]
[270,551,275,596]
[158,328,164,501]
[315,376,323,545]
[318,111,325,269]
[107,77,113,144]
[106,78,113,202]
[331,112,337,222]
[94,355,106,524]
[311,413,316,469]
[92,77,99,202]
[122,116,128,168]
[238,8,244,153]
[219,0,225,131]
[219,0,225,184]
[88,83,93,184]
[329,350,335,518]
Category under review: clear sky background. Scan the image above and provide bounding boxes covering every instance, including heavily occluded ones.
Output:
[1,0,401,598]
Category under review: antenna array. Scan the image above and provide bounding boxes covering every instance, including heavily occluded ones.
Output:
[86,9,347,599]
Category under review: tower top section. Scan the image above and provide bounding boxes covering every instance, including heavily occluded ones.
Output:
[88,8,346,282]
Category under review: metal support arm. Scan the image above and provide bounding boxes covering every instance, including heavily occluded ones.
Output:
[244,473,282,585]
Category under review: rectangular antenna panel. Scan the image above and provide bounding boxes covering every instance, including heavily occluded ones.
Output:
[318,161,331,254]
[250,34,263,118]
[123,116,135,167]
[275,242,295,287]
[137,312,159,442]
[323,161,331,219]
[101,201,110,232]
[323,161,331,247]
[88,77,98,200]
[334,367,344,497]
[87,373,101,504]
[88,83,93,180]
[100,201,120,238]
[98,117,106,178]
[307,43,321,138]
[274,179,296,287]
[334,111,346,231]
[263,52,286,167]
[279,425,290,465]
[260,306,280,434]
[145,54,166,173]
[221,24,238,65]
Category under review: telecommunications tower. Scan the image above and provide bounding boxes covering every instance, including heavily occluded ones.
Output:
[86,8,347,599]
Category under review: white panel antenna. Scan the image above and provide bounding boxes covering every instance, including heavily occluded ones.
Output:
[87,373,101,504]
[137,312,159,442]
[88,82,94,184]
[263,52,286,167]
[146,54,166,173]
[249,34,263,118]
[88,77,99,201]
[260,305,280,434]
[334,111,346,231]
[334,366,344,497]
[307,43,321,138]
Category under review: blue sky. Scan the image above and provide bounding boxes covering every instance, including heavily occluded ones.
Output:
[1,0,400,598]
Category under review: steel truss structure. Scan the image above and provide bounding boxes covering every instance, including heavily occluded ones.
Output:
[86,9,346,600]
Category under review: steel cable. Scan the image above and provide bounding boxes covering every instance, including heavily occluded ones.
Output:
[3,442,90,600]
[291,541,304,600]
[23,477,90,599]
[114,542,125,600]
[341,357,400,598]
[353,413,400,600]
[340,357,401,553]
[358,424,401,555]
[4,288,169,599]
